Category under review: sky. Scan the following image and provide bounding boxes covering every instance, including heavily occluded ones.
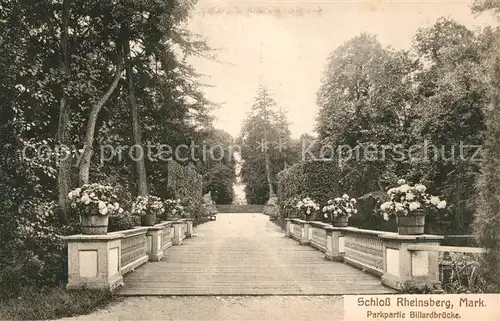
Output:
[186,0,496,139]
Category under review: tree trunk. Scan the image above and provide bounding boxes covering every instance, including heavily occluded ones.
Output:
[56,0,71,215]
[78,54,123,185]
[123,31,148,196]
[262,105,275,197]
[264,142,275,197]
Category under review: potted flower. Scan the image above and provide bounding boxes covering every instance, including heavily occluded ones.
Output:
[323,194,357,227]
[68,183,123,235]
[163,198,184,221]
[282,197,299,218]
[296,197,320,221]
[131,195,165,226]
[380,179,446,235]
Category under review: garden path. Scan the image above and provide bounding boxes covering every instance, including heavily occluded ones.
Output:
[117,213,394,295]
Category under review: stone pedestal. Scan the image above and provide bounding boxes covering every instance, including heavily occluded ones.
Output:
[146,225,164,261]
[172,221,184,245]
[300,221,311,245]
[64,233,124,290]
[325,226,345,261]
[380,233,443,291]
[285,218,292,237]
[185,218,194,238]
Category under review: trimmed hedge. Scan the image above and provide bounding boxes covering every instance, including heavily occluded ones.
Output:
[277,160,397,231]
[165,160,208,223]
[277,161,342,221]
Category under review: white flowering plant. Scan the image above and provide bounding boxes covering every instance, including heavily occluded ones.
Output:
[163,198,185,218]
[68,183,123,216]
[131,195,165,216]
[379,179,446,221]
[296,197,320,219]
[322,194,358,220]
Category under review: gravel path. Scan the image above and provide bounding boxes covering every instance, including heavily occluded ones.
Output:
[59,295,344,321]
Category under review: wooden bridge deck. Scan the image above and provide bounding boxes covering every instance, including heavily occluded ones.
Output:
[117,213,395,295]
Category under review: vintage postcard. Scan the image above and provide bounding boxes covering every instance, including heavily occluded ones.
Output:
[1,0,499,320]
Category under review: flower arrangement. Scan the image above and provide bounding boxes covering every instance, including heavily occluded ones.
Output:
[296,197,320,219]
[322,194,357,220]
[164,198,184,218]
[68,183,123,216]
[131,195,165,216]
[282,197,299,218]
[380,179,446,221]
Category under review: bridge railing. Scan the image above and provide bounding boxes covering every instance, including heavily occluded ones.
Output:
[308,221,329,252]
[285,218,486,291]
[111,227,149,275]
[63,218,193,290]
[342,227,386,276]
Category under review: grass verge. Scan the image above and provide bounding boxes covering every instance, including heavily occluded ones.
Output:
[0,285,114,320]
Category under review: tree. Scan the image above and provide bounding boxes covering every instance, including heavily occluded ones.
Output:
[316,34,420,204]
[239,86,291,204]
[411,18,491,234]
[470,0,500,292]
[197,128,237,204]
[0,0,214,297]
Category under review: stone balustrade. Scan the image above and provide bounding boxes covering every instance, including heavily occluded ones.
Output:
[285,218,458,292]
[63,218,193,291]
[308,221,330,252]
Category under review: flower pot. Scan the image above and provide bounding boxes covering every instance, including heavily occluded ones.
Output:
[141,213,157,226]
[332,215,349,227]
[397,210,425,235]
[81,213,109,235]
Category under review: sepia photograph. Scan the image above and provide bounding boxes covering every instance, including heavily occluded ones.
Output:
[1,0,500,320]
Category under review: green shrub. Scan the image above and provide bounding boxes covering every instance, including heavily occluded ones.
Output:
[472,87,500,291]
[440,252,489,293]
[165,160,207,224]
[0,285,113,320]
[0,200,70,300]
[277,161,342,221]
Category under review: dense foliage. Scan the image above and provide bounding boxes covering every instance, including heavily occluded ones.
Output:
[165,160,207,222]
[303,19,492,234]
[275,16,498,239]
[0,0,222,299]
[197,128,237,204]
[238,86,295,204]
[471,0,500,292]
[277,161,342,220]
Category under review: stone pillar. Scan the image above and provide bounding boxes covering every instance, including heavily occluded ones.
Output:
[300,221,311,245]
[146,225,164,261]
[64,233,124,290]
[380,234,443,291]
[325,226,345,261]
[285,218,292,237]
[172,221,184,245]
[185,218,194,238]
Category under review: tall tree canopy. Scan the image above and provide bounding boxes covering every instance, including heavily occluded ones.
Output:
[314,22,493,234]
[238,86,293,204]
[0,0,216,297]
[470,0,500,292]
